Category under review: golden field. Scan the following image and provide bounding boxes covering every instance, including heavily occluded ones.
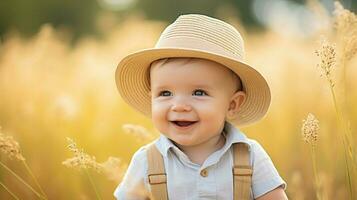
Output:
[0,2,356,199]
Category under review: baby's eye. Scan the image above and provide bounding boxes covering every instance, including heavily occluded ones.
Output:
[159,90,172,96]
[193,89,208,96]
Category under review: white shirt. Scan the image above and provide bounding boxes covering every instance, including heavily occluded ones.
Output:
[114,122,287,199]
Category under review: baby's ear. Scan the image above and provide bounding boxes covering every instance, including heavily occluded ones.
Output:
[226,91,246,120]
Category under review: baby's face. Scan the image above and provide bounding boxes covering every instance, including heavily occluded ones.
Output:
[149,58,245,147]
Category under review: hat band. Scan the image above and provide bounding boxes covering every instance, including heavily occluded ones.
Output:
[155,37,244,61]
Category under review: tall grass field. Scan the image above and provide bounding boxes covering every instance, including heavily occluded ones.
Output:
[0,1,356,199]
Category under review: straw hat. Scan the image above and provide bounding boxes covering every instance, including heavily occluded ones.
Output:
[115,14,271,127]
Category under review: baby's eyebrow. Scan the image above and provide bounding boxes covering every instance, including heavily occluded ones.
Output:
[192,84,213,90]
[151,85,169,91]
[153,85,213,90]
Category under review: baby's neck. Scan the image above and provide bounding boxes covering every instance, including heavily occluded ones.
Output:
[175,134,226,166]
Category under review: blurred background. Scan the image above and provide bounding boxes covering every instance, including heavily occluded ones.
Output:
[0,0,356,199]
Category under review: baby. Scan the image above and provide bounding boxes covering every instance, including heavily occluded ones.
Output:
[114,14,288,200]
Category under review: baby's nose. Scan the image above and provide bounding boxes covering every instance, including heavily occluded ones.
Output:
[171,104,192,112]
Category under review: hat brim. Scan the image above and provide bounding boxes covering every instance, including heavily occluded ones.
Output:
[115,47,271,127]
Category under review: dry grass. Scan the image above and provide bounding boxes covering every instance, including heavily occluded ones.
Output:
[0,2,356,199]
[301,113,322,200]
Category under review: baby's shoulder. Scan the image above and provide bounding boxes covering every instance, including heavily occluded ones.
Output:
[129,139,162,166]
[242,138,274,167]
[130,142,153,163]
[245,138,262,151]
[241,138,271,161]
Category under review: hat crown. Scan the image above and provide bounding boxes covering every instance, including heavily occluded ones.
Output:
[155,14,245,60]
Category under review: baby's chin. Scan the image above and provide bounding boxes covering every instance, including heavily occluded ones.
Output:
[173,140,196,147]
[168,135,202,148]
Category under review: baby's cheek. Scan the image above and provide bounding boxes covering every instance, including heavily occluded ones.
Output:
[198,103,227,121]
[197,101,226,112]
[151,102,168,120]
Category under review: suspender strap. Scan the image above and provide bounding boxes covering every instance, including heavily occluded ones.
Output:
[233,143,253,200]
[147,142,252,200]
[147,144,168,200]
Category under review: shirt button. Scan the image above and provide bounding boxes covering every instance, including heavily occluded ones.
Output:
[200,169,208,177]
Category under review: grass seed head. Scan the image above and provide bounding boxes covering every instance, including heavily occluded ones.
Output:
[0,127,25,161]
[100,156,127,182]
[333,1,357,61]
[302,113,320,146]
[122,124,154,142]
[62,137,102,172]
[315,37,337,88]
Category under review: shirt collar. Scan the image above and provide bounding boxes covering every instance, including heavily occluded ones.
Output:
[155,121,251,158]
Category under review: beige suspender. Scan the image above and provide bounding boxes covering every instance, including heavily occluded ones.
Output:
[147,143,252,200]
[233,143,253,200]
[147,144,168,200]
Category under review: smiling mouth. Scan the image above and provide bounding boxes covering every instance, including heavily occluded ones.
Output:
[171,121,198,127]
